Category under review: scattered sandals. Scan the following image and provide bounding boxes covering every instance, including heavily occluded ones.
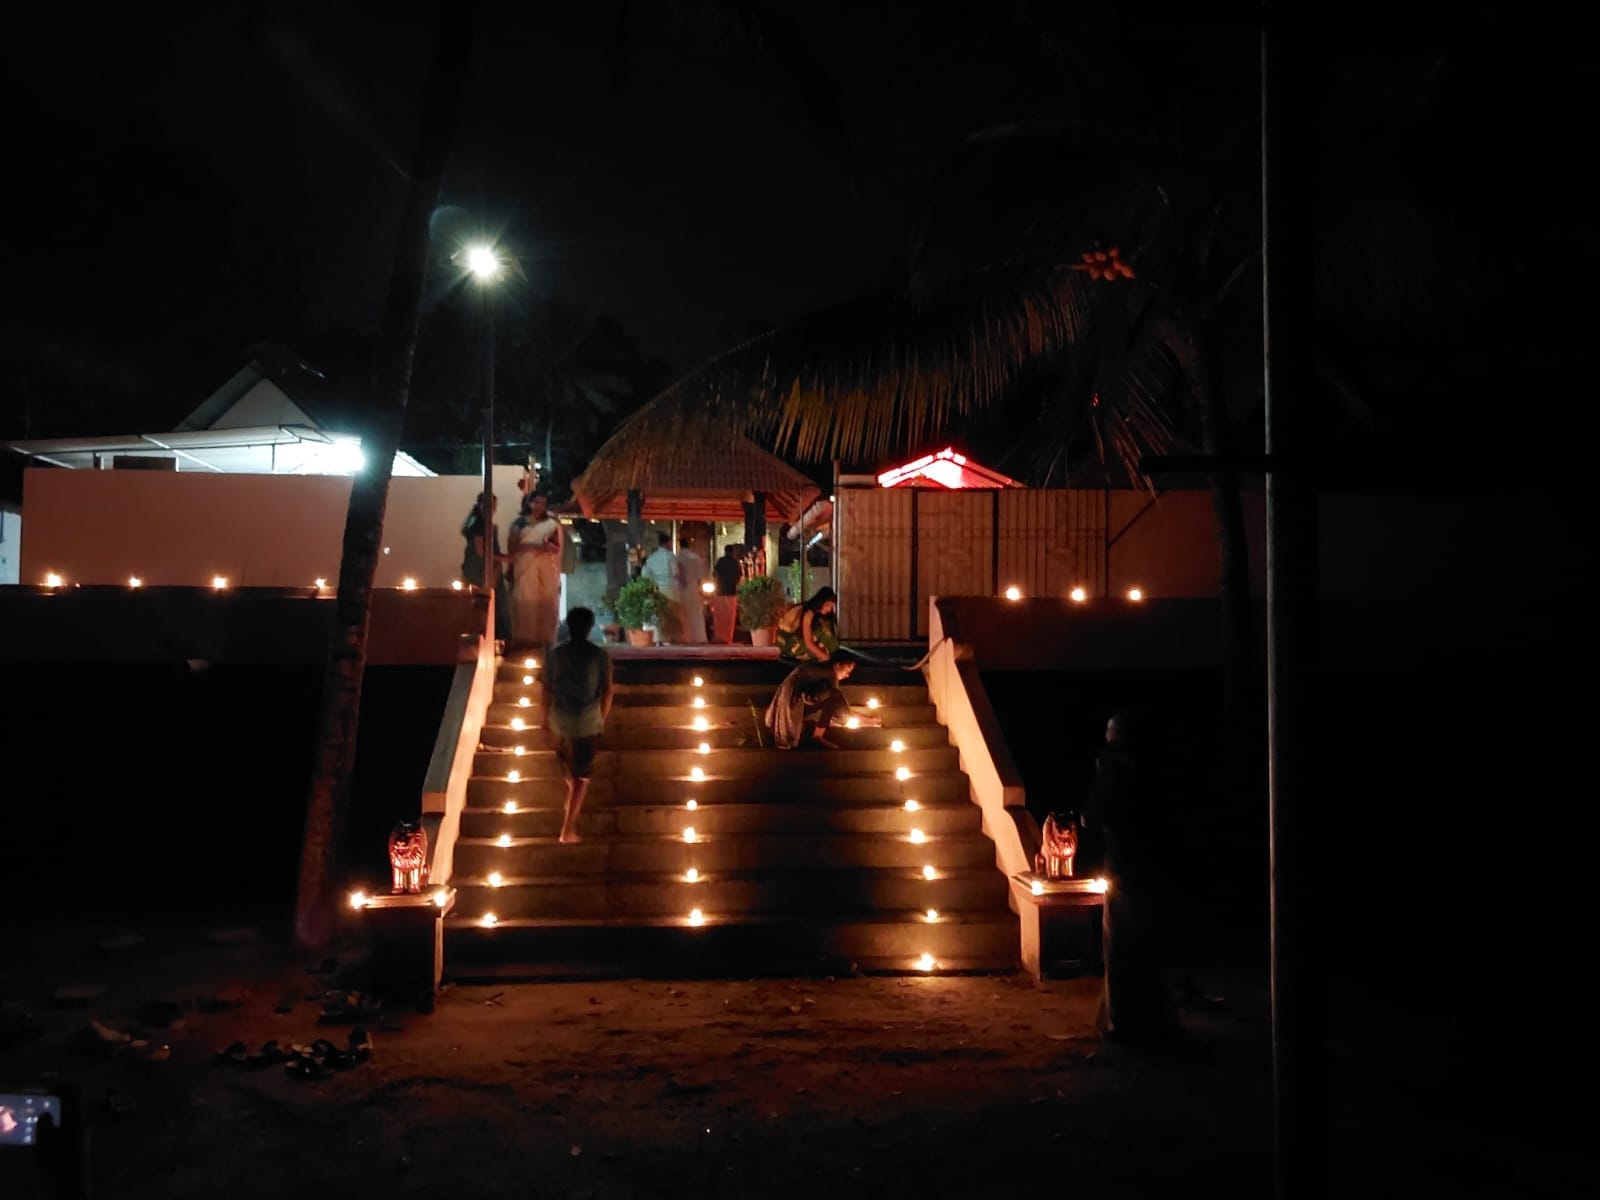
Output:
[216,1026,373,1078]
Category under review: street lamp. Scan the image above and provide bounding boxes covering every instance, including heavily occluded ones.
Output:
[453,242,515,592]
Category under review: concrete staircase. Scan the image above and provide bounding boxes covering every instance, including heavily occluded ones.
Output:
[442,654,1019,978]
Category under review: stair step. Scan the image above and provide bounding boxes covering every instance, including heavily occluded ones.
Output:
[449,867,1007,920]
[489,685,930,709]
[459,800,981,840]
[469,745,957,779]
[484,701,939,726]
[452,832,997,877]
[467,772,970,807]
[478,722,948,752]
[444,912,1020,979]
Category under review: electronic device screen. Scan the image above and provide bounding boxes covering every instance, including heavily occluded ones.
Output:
[0,1093,61,1147]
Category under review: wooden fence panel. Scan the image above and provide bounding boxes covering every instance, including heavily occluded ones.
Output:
[914,490,996,637]
[836,488,912,641]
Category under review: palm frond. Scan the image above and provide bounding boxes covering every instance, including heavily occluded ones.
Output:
[638,263,1108,468]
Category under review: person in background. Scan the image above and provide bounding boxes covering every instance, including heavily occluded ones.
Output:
[541,606,613,844]
[711,544,743,643]
[642,532,680,642]
[461,493,511,642]
[508,491,563,651]
[674,534,708,645]
[765,650,858,749]
[776,586,839,663]
[1080,707,1181,1045]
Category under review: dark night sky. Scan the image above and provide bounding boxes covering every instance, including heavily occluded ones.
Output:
[3,5,1590,467]
[6,6,1049,395]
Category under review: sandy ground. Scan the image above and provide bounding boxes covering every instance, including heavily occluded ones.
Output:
[4,916,1273,1199]
[9,914,1590,1198]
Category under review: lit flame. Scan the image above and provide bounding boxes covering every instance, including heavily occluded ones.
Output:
[692,675,704,687]
[688,908,705,926]
[503,800,519,814]
[481,912,498,927]
[1031,879,1045,896]
[401,577,418,591]
[909,829,926,844]
[867,698,880,710]
[916,952,936,971]
[692,697,706,709]
[697,742,710,755]
[315,578,328,588]
[890,739,905,753]
[432,889,449,907]
[488,871,504,887]
[692,716,709,732]
[511,717,526,731]
[212,576,228,590]
[895,767,912,782]
[685,868,700,882]
[700,581,715,594]
[451,579,463,591]
[1088,877,1109,894]
[348,890,368,910]
[846,716,861,729]
[1070,586,1087,603]
[507,770,520,783]
[518,697,531,708]
[524,657,536,669]
[128,576,142,588]
[682,827,697,843]
[925,909,940,922]
[44,573,62,588]
[690,767,705,782]
[1004,586,1022,601]
[685,799,698,812]
[496,834,512,848]
[1127,587,1144,602]
[904,799,920,812]
[922,865,937,880]
[523,674,534,685]
[513,745,526,756]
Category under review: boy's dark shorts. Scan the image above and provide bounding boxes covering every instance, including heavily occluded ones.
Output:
[556,735,598,780]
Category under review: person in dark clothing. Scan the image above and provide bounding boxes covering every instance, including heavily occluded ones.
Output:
[764,650,858,749]
[1080,707,1179,1044]
[710,545,744,643]
[462,493,511,641]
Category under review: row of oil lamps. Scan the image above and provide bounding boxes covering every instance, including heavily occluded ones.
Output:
[41,574,1144,604]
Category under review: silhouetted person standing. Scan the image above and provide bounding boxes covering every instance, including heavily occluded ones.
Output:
[711,544,743,643]
[1081,708,1179,1044]
[542,607,613,844]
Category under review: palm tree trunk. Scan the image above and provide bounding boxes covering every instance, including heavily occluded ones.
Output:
[294,3,475,951]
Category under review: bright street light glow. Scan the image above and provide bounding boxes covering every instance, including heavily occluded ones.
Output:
[466,244,501,280]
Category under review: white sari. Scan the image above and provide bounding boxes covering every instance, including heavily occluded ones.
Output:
[510,516,561,646]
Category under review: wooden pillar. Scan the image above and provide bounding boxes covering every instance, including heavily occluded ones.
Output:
[627,489,644,551]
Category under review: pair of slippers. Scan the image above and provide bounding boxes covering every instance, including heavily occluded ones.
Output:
[217,1027,373,1076]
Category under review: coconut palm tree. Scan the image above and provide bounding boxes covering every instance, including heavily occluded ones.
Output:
[294,3,475,951]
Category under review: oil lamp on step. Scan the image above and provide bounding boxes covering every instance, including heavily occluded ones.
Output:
[387,819,429,894]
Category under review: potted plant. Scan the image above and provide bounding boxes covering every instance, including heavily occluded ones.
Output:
[737,575,788,647]
[615,576,662,647]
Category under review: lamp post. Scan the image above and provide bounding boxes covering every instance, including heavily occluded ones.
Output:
[461,243,504,592]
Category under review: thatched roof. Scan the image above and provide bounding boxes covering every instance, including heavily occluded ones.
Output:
[572,417,821,524]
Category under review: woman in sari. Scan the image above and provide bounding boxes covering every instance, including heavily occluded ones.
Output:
[765,651,858,749]
[509,492,563,649]
[776,586,839,663]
